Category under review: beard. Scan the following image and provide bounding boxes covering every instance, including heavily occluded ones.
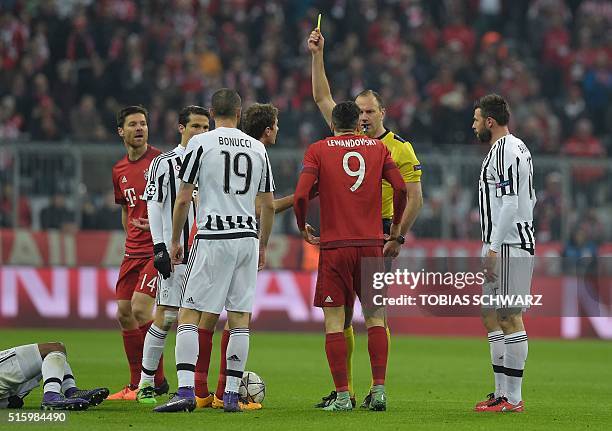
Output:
[477,128,492,143]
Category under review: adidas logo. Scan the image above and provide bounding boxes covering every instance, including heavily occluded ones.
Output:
[324,296,333,303]
[121,176,127,183]
[186,297,195,304]
[227,355,240,362]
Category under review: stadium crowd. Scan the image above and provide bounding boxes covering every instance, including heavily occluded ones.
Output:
[0,0,610,243]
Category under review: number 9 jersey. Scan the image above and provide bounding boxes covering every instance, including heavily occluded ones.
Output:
[301,135,398,248]
[178,127,275,237]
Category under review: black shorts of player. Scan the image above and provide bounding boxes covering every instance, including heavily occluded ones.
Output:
[382,218,393,272]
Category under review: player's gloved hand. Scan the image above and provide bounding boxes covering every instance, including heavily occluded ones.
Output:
[153,243,172,279]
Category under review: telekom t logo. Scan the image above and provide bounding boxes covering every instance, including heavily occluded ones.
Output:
[124,188,137,207]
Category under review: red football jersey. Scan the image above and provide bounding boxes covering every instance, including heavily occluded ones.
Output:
[300,135,397,248]
[112,145,162,257]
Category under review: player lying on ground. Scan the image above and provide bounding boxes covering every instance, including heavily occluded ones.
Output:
[0,342,108,410]
[308,26,423,408]
[294,101,407,411]
[473,94,535,413]
[110,106,167,400]
[155,89,275,413]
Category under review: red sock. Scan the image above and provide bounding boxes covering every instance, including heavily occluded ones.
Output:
[215,329,230,399]
[195,328,214,397]
[325,332,348,392]
[139,321,165,386]
[122,328,143,388]
[367,326,388,385]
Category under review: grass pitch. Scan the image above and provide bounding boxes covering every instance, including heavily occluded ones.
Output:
[1,329,610,430]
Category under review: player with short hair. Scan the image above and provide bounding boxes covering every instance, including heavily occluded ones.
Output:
[308,27,423,409]
[0,342,108,410]
[136,105,210,405]
[472,94,535,413]
[293,101,407,411]
[109,106,167,400]
[208,102,302,410]
[155,89,275,413]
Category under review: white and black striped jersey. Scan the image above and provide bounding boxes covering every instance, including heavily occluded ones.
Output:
[478,134,536,253]
[145,145,196,262]
[178,127,275,238]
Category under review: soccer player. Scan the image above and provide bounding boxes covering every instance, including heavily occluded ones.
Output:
[110,106,167,400]
[293,101,407,411]
[209,102,298,410]
[154,89,275,413]
[136,106,209,405]
[308,27,423,408]
[0,342,108,410]
[472,94,536,413]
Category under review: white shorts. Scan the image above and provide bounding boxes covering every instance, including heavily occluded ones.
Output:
[157,264,186,308]
[0,344,42,403]
[481,243,534,310]
[181,235,259,314]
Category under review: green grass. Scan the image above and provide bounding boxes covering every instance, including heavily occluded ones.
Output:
[1,329,611,430]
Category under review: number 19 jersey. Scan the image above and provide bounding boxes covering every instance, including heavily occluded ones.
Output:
[302,135,397,248]
[178,127,275,237]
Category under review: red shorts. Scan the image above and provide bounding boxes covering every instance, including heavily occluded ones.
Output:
[115,256,158,300]
[314,246,383,308]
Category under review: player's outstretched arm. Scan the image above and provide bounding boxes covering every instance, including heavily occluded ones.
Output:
[258,191,275,271]
[308,29,335,128]
[170,181,195,264]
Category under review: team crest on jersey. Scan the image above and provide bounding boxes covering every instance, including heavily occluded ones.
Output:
[143,168,149,181]
[175,165,181,171]
[121,176,127,183]
[145,183,157,197]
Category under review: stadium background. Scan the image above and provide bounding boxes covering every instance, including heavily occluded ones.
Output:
[0,0,610,341]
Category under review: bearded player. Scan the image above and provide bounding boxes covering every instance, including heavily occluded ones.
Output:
[109,106,167,400]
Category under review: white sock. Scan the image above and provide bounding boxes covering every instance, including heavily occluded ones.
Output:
[140,324,168,387]
[225,328,250,393]
[61,361,76,394]
[42,352,66,394]
[504,331,528,405]
[488,330,505,397]
[175,324,199,389]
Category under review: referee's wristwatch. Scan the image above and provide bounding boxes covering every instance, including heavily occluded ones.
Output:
[394,235,405,245]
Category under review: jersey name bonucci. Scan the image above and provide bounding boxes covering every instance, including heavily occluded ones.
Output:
[178,127,275,237]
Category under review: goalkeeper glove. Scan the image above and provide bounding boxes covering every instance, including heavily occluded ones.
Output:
[153,243,171,279]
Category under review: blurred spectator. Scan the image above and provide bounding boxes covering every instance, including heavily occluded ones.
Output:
[562,118,606,186]
[93,191,123,230]
[536,172,563,242]
[70,94,106,141]
[0,184,31,228]
[40,194,74,230]
[0,95,23,139]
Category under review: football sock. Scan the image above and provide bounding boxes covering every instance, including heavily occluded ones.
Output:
[325,332,348,392]
[62,362,77,396]
[343,326,355,395]
[195,328,214,397]
[140,323,167,387]
[175,324,199,389]
[42,351,66,395]
[139,321,165,387]
[367,326,388,385]
[488,330,505,397]
[215,329,230,399]
[504,331,528,405]
[225,328,250,393]
[122,328,143,389]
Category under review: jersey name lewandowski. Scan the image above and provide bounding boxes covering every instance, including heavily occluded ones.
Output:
[112,145,162,257]
[301,135,397,248]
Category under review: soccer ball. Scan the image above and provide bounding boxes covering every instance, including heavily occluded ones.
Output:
[238,371,265,404]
